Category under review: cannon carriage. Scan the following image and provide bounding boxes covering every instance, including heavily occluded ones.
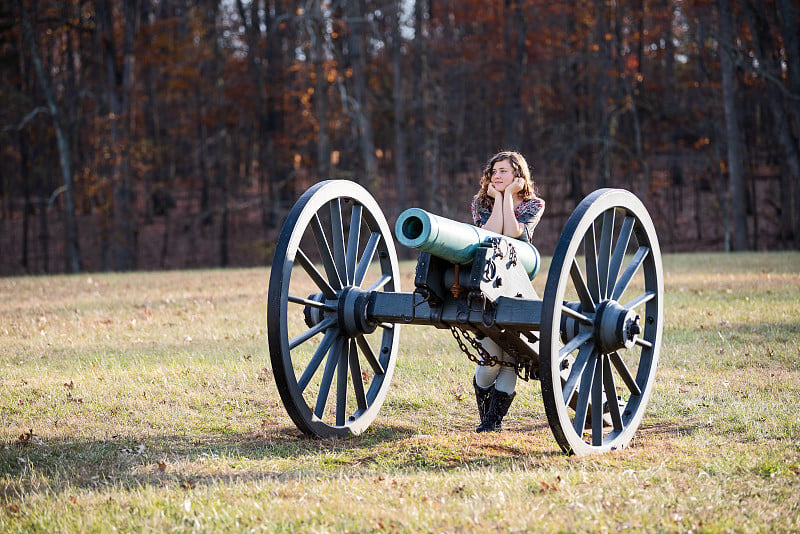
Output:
[267,180,663,455]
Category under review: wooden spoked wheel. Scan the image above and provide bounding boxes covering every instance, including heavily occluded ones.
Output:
[267,180,401,437]
[540,189,664,455]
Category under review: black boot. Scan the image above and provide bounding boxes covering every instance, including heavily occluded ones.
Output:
[476,390,515,433]
[473,377,494,424]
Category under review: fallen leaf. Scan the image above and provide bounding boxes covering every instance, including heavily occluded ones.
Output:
[449,382,466,401]
[17,429,41,445]
[257,368,271,381]
[64,380,75,389]
[538,480,559,492]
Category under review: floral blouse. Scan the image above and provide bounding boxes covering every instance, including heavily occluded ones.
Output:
[471,196,545,244]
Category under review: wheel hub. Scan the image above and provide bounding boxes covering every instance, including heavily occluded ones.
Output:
[338,286,377,337]
[303,293,327,328]
[594,300,640,354]
[560,301,583,344]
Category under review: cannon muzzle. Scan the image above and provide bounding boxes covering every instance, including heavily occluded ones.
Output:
[395,208,540,279]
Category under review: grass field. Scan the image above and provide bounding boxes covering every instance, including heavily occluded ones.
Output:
[1,252,799,532]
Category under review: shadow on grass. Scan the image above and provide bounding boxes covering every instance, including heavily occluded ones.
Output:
[2,413,704,500]
[638,420,701,437]
[1,420,570,499]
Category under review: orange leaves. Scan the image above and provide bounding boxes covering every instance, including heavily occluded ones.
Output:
[624,54,640,76]
[536,477,561,492]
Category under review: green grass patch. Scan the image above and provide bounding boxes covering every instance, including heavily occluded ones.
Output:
[2,253,800,532]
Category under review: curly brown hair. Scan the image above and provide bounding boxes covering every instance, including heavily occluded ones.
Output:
[473,151,538,211]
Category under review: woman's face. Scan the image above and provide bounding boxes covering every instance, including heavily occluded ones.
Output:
[490,159,516,192]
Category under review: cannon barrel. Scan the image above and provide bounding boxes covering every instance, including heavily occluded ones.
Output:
[395,208,540,279]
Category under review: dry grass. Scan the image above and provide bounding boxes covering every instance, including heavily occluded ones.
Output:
[1,253,799,532]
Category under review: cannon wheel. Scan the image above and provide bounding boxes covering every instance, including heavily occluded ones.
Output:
[267,180,401,438]
[540,189,664,455]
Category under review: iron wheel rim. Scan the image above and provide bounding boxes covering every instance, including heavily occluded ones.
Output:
[540,188,664,455]
[267,180,401,438]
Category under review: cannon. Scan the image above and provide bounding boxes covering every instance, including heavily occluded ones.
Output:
[267,180,663,455]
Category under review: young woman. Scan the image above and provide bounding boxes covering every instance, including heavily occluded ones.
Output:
[470,151,545,432]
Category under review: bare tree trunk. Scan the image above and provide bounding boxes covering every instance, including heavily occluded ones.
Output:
[776,0,800,248]
[718,0,749,250]
[208,1,229,268]
[197,89,211,220]
[594,0,614,188]
[711,119,732,251]
[309,0,331,180]
[98,0,138,270]
[19,128,31,271]
[160,209,170,269]
[236,0,285,229]
[38,195,50,272]
[19,1,80,272]
[743,0,800,246]
[503,0,525,150]
[390,0,408,218]
[413,0,432,210]
[266,1,287,222]
[661,0,681,206]
[346,0,378,187]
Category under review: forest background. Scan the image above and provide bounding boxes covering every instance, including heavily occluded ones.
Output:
[1,0,799,276]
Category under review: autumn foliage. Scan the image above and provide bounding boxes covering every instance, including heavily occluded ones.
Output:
[1,0,799,274]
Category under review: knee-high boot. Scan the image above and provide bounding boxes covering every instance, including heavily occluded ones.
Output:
[476,390,515,433]
[473,376,494,425]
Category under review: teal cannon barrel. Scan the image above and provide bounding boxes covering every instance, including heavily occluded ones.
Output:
[395,208,540,279]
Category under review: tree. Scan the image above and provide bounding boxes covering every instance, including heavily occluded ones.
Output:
[718,0,749,250]
[776,0,800,248]
[742,0,800,248]
[96,0,139,270]
[19,0,81,272]
[390,0,408,217]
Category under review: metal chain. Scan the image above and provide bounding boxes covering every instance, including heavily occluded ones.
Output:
[450,326,534,380]
[450,327,515,369]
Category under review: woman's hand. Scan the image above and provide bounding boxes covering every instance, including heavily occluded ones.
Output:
[487,184,500,199]
[507,177,524,196]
